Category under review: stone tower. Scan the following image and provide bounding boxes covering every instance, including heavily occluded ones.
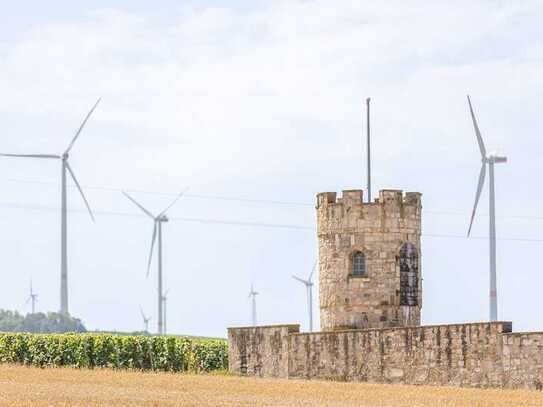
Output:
[316,189,422,331]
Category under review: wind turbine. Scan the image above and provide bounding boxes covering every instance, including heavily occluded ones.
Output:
[292,261,316,332]
[1,99,100,315]
[139,306,151,333]
[466,95,507,322]
[162,289,170,335]
[123,189,186,335]
[26,280,38,314]
[248,284,259,327]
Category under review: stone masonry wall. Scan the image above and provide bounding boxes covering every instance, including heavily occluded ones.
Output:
[317,189,422,331]
[228,325,299,378]
[502,332,543,390]
[229,322,543,390]
[288,322,511,388]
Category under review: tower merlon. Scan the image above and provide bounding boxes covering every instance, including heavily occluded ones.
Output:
[317,189,422,222]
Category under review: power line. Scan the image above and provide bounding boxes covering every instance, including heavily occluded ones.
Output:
[1,200,543,242]
[3,177,313,207]
[4,177,543,221]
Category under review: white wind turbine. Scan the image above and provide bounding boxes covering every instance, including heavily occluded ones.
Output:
[123,189,187,335]
[26,280,38,314]
[292,261,316,332]
[139,306,151,333]
[1,99,100,315]
[466,95,507,322]
[248,284,259,327]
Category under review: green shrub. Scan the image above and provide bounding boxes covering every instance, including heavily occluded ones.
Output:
[0,333,227,373]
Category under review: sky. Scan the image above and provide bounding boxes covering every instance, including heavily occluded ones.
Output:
[1,1,542,337]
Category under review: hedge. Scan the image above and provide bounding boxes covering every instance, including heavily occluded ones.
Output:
[0,333,228,373]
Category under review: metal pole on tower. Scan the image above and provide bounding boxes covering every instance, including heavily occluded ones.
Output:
[366,97,371,202]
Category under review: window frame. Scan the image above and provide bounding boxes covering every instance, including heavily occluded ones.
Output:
[399,242,419,306]
[350,250,367,278]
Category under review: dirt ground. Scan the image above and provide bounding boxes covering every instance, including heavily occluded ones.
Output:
[1,364,542,406]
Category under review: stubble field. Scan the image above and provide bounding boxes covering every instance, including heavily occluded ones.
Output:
[0,364,542,406]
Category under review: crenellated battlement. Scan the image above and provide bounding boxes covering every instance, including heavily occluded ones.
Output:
[316,189,422,235]
[317,189,421,211]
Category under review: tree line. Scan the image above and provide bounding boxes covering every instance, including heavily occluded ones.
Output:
[0,310,86,333]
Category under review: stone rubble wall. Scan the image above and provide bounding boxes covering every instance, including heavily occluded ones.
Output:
[288,322,510,388]
[228,322,543,390]
[227,325,299,378]
[502,332,543,390]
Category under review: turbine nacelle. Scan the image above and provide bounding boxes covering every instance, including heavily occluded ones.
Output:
[486,154,507,164]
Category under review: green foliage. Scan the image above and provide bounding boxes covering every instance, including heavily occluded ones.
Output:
[0,310,86,333]
[0,333,228,373]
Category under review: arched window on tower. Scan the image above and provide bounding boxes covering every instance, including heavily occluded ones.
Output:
[399,243,419,306]
[351,251,366,277]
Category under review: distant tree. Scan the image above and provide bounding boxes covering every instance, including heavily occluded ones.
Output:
[0,310,86,333]
[0,310,23,331]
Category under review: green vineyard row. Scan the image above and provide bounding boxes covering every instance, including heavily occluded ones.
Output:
[0,333,228,372]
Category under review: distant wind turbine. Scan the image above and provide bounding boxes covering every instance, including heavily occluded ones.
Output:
[139,306,151,333]
[1,99,100,315]
[124,189,187,335]
[248,284,259,327]
[292,261,316,332]
[26,280,38,314]
[466,95,507,322]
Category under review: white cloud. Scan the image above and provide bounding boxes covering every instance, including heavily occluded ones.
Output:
[0,1,542,335]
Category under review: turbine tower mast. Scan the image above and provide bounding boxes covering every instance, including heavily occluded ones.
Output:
[248,285,259,327]
[124,189,187,335]
[162,289,170,335]
[466,95,507,322]
[1,99,100,315]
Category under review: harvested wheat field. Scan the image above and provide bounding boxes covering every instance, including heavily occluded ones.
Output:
[0,365,542,407]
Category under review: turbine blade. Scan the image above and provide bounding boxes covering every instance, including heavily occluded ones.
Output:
[292,275,308,285]
[66,162,95,222]
[159,187,189,217]
[146,222,158,277]
[0,153,61,159]
[139,306,146,320]
[25,297,31,304]
[65,98,101,155]
[308,260,317,282]
[467,95,487,159]
[123,191,155,219]
[468,162,486,236]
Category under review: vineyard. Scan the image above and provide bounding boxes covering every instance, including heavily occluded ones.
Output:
[0,333,227,373]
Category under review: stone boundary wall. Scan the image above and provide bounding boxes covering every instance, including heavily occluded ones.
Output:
[228,325,300,378]
[502,332,543,390]
[228,321,543,390]
[288,322,511,388]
